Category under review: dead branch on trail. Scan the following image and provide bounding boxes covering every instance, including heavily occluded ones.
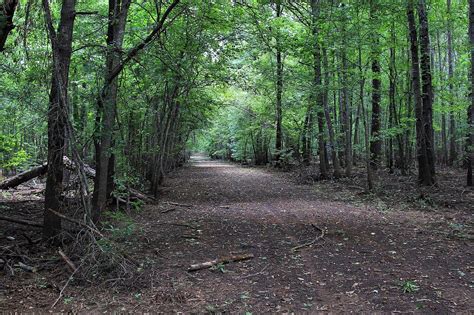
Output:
[165,201,193,208]
[188,253,254,271]
[292,224,326,252]
[0,215,43,228]
[16,261,37,272]
[161,207,177,214]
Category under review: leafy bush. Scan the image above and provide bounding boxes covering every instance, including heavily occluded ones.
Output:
[0,135,31,171]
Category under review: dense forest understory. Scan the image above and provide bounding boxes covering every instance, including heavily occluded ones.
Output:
[0,0,473,312]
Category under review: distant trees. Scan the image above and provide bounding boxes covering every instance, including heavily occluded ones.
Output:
[203,0,474,189]
[1,0,474,241]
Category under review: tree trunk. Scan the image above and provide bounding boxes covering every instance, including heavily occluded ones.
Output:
[92,0,132,223]
[341,49,352,176]
[301,105,312,165]
[0,0,18,52]
[370,0,382,170]
[418,0,436,181]
[407,0,434,185]
[323,47,341,178]
[311,0,328,178]
[42,0,76,240]
[274,1,283,164]
[467,0,474,186]
[436,30,448,165]
[447,0,457,165]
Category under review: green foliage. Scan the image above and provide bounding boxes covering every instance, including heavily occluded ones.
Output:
[0,0,472,193]
[400,280,420,293]
[210,262,227,273]
[103,211,136,241]
[0,135,31,171]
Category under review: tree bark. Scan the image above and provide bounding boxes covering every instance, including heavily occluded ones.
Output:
[467,0,474,186]
[322,47,341,178]
[418,0,436,182]
[92,0,132,223]
[274,1,283,164]
[42,0,77,240]
[436,30,448,165]
[369,0,382,170]
[407,0,434,185]
[447,0,457,165]
[311,0,328,178]
[301,106,312,165]
[0,0,18,52]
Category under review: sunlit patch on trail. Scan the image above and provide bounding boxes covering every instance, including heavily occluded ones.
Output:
[189,154,237,168]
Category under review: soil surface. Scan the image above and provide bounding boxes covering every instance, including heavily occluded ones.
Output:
[1,155,473,313]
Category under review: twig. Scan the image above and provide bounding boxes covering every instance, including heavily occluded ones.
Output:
[47,209,103,238]
[51,260,83,308]
[292,225,326,252]
[58,249,77,273]
[161,208,177,214]
[240,265,268,279]
[188,253,254,272]
[165,202,193,208]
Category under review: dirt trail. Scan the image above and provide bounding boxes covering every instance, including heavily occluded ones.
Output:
[2,155,471,313]
[126,155,472,313]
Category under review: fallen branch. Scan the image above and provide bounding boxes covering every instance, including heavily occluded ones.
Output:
[0,163,47,189]
[16,262,37,272]
[161,208,177,214]
[58,249,77,273]
[0,157,153,203]
[51,260,83,308]
[292,224,326,252]
[0,215,43,228]
[188,253,254,272]
[129,188,154,203]
[165,201,193,208]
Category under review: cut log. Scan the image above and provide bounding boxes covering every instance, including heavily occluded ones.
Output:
[0,163,47,189]
[188,253,254,272]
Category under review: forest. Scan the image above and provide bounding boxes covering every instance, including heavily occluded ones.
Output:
[0,0,473,312]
